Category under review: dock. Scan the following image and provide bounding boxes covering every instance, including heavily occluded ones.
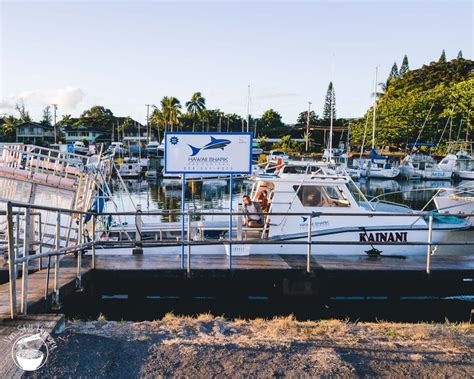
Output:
[1,253,473,321]
[1,252,472,322]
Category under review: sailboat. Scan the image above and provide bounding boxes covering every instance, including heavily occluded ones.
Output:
[357,67,399,179]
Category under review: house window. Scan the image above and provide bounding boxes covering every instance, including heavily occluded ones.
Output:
[293,185,350,207]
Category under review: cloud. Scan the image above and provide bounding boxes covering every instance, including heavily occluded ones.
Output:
[0,86,85,114]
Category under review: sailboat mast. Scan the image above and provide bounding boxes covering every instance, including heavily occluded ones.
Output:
[247,85,250,133]
[329,89,333,163]
[372,67,378,150]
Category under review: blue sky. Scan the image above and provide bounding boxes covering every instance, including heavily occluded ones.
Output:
[0,1,472,123]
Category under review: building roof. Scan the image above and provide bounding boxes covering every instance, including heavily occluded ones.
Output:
[17,121,54,129]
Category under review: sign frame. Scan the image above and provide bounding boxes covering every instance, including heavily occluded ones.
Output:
[164,132,253,174]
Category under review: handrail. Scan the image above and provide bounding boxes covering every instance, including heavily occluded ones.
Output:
[2,199,473,320]
[0,199,472,218]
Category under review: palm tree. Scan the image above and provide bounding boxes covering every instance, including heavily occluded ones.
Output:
[161,96,181,132]
[185,92,206,132]
[2,115,17,134]
[149,107,165,141]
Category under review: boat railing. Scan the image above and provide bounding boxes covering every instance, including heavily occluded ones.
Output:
[1,199,473,319]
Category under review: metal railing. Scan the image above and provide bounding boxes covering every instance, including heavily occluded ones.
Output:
[2,199,473,319]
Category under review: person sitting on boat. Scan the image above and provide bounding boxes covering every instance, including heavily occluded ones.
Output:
[257,190,269,212]
[242,195,264,227]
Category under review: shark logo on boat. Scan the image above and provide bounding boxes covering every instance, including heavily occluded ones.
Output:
[188,136,231,157]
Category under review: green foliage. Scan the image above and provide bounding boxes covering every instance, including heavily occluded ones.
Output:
[42,105,52,125]
[399,54,409,77]
[322,82,336,121]
[388,62,399,79]
[259,109,284,130]
[185,92,206,132]
[439,49,447,63]
[79,105,115,130]
[350,58,474,149]
[15,101,31,122]
[296,110,318,126]
[160,96,182,132]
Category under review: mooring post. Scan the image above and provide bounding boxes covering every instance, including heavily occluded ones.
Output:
[53,210,61,308]
[91,214,96,269]
[229,174,233,270]
[133,204,143,255]
[21,207,30,315]
[306,215,312,273]
[187,212,191,276]
[6,202,17,319]
[426,214,433,275]
[77,213,83,289]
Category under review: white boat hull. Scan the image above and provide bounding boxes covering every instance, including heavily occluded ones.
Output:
[360,167,399,179]
[434,195,474,225]
[459,170,474,180]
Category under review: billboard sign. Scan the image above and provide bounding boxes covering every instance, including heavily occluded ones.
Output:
[164,132,252,174]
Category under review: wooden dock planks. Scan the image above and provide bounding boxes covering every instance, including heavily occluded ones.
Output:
[88,253,474,272]
[0,263,85,321]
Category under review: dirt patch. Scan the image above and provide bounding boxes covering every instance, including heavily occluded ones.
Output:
[35,315,473,377]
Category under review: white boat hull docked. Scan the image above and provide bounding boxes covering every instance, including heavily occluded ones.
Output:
[101,173,470,257]
[100,218,468,256]
[434,191,474,226]
[360,167,399,179]
[459,170,474,180]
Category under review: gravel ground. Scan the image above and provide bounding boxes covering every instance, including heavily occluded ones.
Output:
[33,314,473,378]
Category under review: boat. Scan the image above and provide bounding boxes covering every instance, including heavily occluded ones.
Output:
[266,150,289,162]
[108,142,125,157]
[322,147,361,180]
[434,183,474,226]
[73,141,89,155]
[399,153,455,180]
[118,157,142,178]
[356,150,400,179]
[145,141,161,156]
[356,68,399,179]
[102,172,469,256]
[454,151,474,180]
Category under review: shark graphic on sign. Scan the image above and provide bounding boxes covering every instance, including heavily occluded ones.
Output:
[188,136,231,157]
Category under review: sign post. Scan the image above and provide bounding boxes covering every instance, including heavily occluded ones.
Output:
[164,132,252,269]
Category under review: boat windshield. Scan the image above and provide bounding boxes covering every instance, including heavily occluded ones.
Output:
[346,180,371,208]
[293,185,351,207]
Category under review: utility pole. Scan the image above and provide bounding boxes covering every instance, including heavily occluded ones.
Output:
[305,102,312,152]
[145,104,151,143]
[52,104,58,143]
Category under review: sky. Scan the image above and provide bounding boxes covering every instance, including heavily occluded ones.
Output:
[0,0,472,124]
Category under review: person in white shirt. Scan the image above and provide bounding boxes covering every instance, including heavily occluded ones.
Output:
[242,195,264,227]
